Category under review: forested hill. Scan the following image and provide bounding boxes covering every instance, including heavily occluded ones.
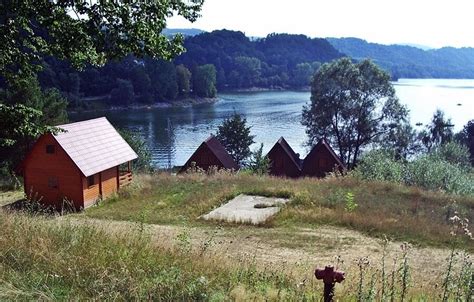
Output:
[175,30,344,89]
[36,30,344,110]
[327,37,474,79]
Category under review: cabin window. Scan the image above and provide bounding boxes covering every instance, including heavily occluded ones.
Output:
[87,175,95,187]
[48,177,58,189]
[46,145,55,154]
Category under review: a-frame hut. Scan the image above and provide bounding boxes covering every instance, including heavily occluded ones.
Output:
[266,137,302,178]
[180,136,238,172]
[302,138,346,177]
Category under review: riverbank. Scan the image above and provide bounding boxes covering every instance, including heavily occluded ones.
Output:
[69,96,218,114]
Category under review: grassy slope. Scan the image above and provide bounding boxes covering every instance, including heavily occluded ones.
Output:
[86,173,474,251]
[0,213,317,301]
[1,173,473,300]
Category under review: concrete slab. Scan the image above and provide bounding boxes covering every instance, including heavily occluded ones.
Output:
[202,194,289,225]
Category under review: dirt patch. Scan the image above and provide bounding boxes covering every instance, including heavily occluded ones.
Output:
[201,194,288,224]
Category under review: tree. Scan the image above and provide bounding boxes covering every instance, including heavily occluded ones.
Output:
[0,1,204,83]
[380,122,420,160]
[233,56,261,88]
[129,66,153,104]
[249,143,270,175]
[420,110,454,152]
[302,58,408,168]
[193,64,217,98]
[215,113,255,166]
[117,129,153,172]
[456,119,474,165]
[0,76,68,126]
[110,79,135,106]
[290,63,313,88]
[176,64,192,97]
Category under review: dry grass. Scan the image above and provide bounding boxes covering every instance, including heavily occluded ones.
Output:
[86,172,474,251]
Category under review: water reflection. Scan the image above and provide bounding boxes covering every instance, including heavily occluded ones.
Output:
[71,79,474,168]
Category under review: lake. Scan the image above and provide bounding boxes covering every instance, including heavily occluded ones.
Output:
[71,79,474,168]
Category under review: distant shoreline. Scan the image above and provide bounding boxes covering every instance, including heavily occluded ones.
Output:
[69,97,218,114]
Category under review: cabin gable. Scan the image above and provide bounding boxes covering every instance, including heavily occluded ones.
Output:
[23,134,84,208]
[181,143,223,171]
[302,140,345,177]
[267,144,301,178]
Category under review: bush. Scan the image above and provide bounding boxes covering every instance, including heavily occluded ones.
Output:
[353,149,404,183]
[405,156,473,196]
[431,142,471,167]
[355,148,474,196]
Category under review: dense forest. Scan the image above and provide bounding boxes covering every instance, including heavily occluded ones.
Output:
[32,30,474,110]
[36,30,343,110]
[327,37,474,79]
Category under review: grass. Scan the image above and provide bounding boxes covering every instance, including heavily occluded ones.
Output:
[0,172,473,300]
[85,172,474,251]
[0,211,323,301]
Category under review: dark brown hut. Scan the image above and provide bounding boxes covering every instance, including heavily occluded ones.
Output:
[180,136,238,172]
[266,137,301,178]
[302,138,346,177]
[21,117,137,210]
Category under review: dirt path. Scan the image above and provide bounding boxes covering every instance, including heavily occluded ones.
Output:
[62,215,465,291]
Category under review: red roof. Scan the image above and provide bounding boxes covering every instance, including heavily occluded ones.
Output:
[54,117,138,177]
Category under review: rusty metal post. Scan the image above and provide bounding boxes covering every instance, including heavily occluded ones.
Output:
[315,265,345,302]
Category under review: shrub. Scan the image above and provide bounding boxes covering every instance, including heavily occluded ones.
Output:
[355,148,474,196]
[431,142,471,167]
[353,149,404,183]
[405,156,473,196]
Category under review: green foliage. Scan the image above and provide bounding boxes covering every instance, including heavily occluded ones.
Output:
[344,192,358,212]
[431,142,471,167]
[302,57,408,168]
[404,155,473,196]
[176,64,192,97]
[1,76,68,126]
[327,37,474,79]
[355,147,474,196]
[353,149,405,183]
[117,129,153,173]
[177,30,343,90]
[0,1,203,83]
[248,143,270,175]
[456,119,474,166]
[192,64,217,98]
[231,56,262,88]
[110,79,135,106]
[420,109,454,152]
[215,113,255,166]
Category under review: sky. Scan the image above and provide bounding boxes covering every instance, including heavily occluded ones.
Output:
[167,0,474,48]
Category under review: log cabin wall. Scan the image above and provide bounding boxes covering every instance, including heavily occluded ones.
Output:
[302,146,340,177]
[23,134,83,208]
[182,145,223,171]
[82,166,118,208]
[267,146,301,178]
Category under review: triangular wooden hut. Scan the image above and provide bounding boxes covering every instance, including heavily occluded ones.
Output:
[302,138,346,177]
[266,137,302,178]
[180,136,238,172]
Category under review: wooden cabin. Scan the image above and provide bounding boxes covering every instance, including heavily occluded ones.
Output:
[21,117,138,210]
[180,136,238,172]
[302,138,346,177]
[266,137,302,178]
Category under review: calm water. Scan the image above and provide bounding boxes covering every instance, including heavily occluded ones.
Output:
[71,79,474,168]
